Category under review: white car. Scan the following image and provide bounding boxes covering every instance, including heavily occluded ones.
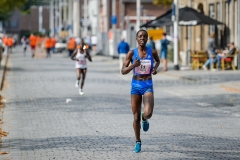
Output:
[54,42,67,53]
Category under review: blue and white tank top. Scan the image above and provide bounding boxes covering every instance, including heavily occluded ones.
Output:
[132,47,154,76]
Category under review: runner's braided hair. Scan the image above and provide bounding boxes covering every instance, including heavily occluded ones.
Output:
[136,29,148,37]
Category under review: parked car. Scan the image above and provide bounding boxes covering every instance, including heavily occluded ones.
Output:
[54,42,67,53]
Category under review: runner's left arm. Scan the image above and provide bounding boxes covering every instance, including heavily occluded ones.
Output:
[85,51,92,62]
[152,49,160,75]
[71,49,78,61]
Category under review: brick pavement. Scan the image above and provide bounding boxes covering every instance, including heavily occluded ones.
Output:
[1,48,240,159]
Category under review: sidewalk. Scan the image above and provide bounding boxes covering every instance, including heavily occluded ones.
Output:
[0,53,9,158]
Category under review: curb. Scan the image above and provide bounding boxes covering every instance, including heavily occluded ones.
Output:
[1,54,9,91]
[0,54,9,156]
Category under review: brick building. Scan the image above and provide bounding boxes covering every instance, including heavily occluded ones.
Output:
[4,6,50,43]
[179,0,240,52]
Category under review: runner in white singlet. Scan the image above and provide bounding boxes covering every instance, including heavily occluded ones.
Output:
[71,40,92,95]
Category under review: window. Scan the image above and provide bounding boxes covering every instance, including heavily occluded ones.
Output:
[209,4,215,34]
[216,3,220,21]
[10,21,18,28]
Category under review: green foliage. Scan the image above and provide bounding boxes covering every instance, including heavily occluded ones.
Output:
[153,0,173,6]
[21,0,50,14]
[0,0,50,21]
[0,0,27,20]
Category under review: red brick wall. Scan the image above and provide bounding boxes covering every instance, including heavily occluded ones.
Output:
[42,8,50,31]
[125,3,170,17]
[30,7,39,32]
[20,15,31,31]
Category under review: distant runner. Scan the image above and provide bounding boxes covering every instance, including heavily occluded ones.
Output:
[21,36,28,56]
[29,34,37,58]
[71,40,92,95]
[121,29,160,153]
[45,36,52,58]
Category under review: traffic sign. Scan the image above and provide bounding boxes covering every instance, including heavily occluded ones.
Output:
[111,16,117,25]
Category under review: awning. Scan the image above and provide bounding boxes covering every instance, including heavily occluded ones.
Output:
[140,7,223,28]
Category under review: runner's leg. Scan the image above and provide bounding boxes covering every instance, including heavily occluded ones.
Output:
[142,92,154,120]
[76,68,81,81]
[80,69,87,90]
[131,94,142,141]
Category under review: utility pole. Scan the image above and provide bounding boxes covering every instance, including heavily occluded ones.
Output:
[59,0,62,37]
[73,0,80,37]
[96,0,100,53]
[238,0,240,69]
[54,0,58,36]
[39,6,43,33]
[112,0,116,56]
[136,0,141,32]
[63,0,67,26]
[173,0,179,70]
[84,0,88,37]
[187,0,191,66]
[50,0,54,36]
[68,0,73,37]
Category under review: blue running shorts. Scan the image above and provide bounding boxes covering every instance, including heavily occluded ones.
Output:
[131,79,154,95]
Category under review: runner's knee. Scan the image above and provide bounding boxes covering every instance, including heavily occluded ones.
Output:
[133,113,141,123]
[144,112,152,119]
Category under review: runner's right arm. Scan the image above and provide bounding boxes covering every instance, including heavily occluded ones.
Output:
[121,50,140,75]
[71,49,78,61]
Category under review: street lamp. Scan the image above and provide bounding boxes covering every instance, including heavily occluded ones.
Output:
[172,0,179,70]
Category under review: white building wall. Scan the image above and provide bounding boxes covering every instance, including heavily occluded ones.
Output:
[88,0,98,35]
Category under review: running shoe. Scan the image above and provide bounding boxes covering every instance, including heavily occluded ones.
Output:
[141,112,149,132]
[79,89,84,95]
[133,142,141,153]
[75,81,79,88]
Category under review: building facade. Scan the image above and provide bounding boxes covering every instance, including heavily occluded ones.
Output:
[179,0,240,53]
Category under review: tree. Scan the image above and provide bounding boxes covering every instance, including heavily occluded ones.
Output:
[153,0,173,6]
[22,0,50,14]
[0,0,27,21]
[0,0,50,21]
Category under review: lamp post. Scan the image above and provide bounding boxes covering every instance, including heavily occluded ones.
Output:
[39,6,43,33]
[136,0,141,32]
[59,0,62,37]
[50,0,54,36]
[238,0,240,69]
[73,0,80,37]
[112,0,116,56]
[187,0,192,66]
[172,0,179,70]
[68,0,73,37]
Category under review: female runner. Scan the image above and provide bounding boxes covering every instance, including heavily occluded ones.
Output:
[71,40,92,95]
[121,29,160,153]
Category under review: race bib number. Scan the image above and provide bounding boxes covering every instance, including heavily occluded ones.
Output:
[78,59,86,65]
[135,60,151,74]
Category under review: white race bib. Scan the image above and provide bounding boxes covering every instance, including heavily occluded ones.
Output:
[135,60,151,74]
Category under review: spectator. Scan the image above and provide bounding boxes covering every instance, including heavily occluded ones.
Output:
[212,42,236,70]
[2,36,7,54]
[45,36,52,58]
[67,37,76,57]
[21,36,27,56]
[51,36,56,53]
[160,33,169,71]
[202,33,216,70]
[117,38,130,72]
[0,38,3,64]
[146,37,155,50]
[29,34,37,58]
[7,36,14,54]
